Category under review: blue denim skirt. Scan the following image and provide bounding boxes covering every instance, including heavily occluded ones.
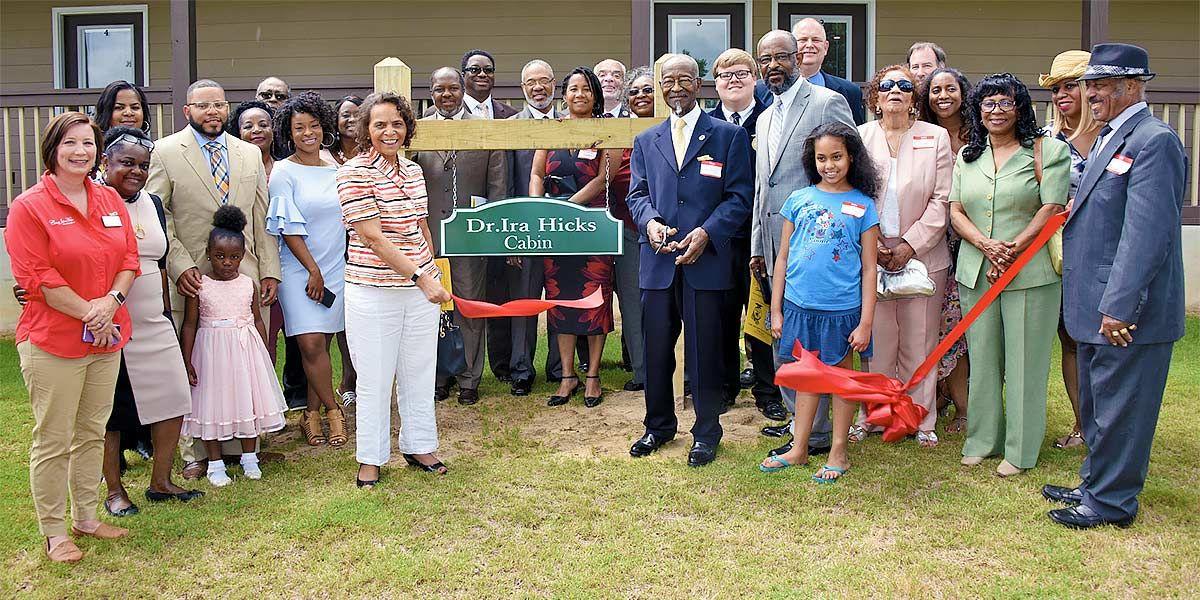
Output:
[777,300,873,365]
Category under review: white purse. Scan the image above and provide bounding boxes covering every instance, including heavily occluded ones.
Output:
[876,259,936,301]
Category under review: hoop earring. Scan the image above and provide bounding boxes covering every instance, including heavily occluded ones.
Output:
[875,107,883,117]
[321,131,337,149]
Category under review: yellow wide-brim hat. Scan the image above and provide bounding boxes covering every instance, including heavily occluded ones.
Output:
[1039,50,1090,88]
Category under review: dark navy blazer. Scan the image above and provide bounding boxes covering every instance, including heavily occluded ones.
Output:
[626,109,753,291]
[755,71,866,125]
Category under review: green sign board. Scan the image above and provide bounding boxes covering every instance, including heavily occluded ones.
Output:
[440,197,624,257]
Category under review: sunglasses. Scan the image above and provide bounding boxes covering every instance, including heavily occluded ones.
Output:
[105,133,154,153]
[879,79,915,93]
[463,66,496,75]
[627,85,655,97]
[257,91,289,101]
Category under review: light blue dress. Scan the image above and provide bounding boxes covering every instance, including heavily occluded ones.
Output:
[266,159,346,335]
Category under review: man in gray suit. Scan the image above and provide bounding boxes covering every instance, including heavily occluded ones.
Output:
[1044,44,1186,529]
[415,67,507,406]
[750,30,855,458]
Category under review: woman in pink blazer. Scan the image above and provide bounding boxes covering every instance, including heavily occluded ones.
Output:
[851,65,953,447]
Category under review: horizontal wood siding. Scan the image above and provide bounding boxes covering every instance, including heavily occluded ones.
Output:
[1109,0,1199,90]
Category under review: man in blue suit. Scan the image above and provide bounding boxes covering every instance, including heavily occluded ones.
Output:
[753,18,865,125]
[1044,44,1187,529]
[626,54,754,467]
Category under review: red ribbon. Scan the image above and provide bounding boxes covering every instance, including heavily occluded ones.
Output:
[451,288,604,318]
[775,210,1070,442]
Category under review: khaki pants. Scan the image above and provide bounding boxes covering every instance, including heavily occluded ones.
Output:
[18,342,120,537]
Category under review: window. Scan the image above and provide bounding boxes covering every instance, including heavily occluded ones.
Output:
[53,6,148,89]
[654,3,747,80]
[779,2,872,82]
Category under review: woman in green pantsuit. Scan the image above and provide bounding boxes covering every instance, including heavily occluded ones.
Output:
[949,73,1069,477]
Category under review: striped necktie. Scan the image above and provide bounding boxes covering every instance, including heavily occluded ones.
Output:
[731,112,741,126]
[205,141,230,205]
[768,95,785,164]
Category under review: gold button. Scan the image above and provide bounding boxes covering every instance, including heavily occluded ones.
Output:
[985,210,992,217]
[986,194,993,200]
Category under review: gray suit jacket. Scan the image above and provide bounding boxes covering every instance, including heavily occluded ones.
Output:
[750,79,855,272]
[506,105,563,198]
[1062,107,1186,345]
[414,112,507,255]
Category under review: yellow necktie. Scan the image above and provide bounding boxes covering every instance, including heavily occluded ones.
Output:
[672,118,687,168]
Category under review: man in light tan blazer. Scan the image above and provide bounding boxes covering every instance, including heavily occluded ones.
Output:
[415,67,507,405]
[146,79,281,476]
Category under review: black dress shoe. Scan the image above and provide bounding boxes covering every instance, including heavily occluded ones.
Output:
[145,488,205,503]
[511,379,532,396]
[768,439,793,457]
[630,432,673,457]
[433,385,451,402]
[808,444,831,456]
[623,380,645,392]
[739,368,755,389]
[547,376,581,406]
[458,388,479,406]
[687,441,717,467]
[761,423,791,438]
[757,400,789,422]
[1042,484,1083,506]
[1048,505,1134,529]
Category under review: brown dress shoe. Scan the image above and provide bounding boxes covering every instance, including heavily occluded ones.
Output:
[46,538,83,563]
[181,460,207,480]
[71,522,129,540]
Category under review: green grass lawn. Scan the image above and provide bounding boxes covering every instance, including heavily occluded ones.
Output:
[1,319,1197,598]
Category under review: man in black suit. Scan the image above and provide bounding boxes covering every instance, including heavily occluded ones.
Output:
[706,49,787,425]
[752,18,866,125]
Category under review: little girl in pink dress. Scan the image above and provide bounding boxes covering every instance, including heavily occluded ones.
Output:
[181,206,287,487]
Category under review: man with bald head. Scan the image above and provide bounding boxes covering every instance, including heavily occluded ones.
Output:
[595,59,630,118]
[414,67,507,405]
[753,19,864,124]
[751,29,855,460]
[255,77,290,110]
[626,54,753,467]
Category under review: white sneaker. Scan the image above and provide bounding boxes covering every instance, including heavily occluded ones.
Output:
[241,459,262,480]
[207,469,232,487]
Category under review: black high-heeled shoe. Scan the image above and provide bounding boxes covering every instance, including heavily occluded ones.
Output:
[547,375,581,406]
[403,453,448,474]
[583,375,604,408]
[356,465,380,488]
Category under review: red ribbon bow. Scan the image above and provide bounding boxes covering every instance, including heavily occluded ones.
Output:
[451,288,604,318]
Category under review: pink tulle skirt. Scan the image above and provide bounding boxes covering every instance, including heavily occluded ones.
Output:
[182,318,287,441]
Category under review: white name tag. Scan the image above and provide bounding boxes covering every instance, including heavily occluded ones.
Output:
[699,161,723,178]
[841,201,866,217]
[912,135,935,149]
[577,148,598,160]
[1106,154,1132,175]
[101,214,123,228]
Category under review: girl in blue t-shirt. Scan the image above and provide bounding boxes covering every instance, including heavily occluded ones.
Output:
[760,122,880,484]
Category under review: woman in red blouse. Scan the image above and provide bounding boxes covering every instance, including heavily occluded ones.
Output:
[5,112,139,563]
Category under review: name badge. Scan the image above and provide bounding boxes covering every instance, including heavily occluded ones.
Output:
[912,135,935,149]
[577,148,598,160]
[101,214,123,228]
[699,160,723,178]
[841,201,866,218]
[1106,154,1132,175]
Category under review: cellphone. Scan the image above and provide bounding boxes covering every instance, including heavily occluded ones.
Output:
[82,323,121,343]
[320,287,336,308]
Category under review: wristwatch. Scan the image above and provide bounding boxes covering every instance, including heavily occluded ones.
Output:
[409,266,425,283]
[107,290,126,305]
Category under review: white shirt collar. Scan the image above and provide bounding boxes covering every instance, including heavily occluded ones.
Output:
[774,77,805,112]
[605,105,624,118]
[463,94,493,117]
[721,103,754,124]
[669,103,703,128]
[527,104,554,119]
[1105,101,1147,135]
[436,107,467,120]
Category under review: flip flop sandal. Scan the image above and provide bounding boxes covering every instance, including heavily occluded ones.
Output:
[848,425,869,443]
[916,430,939,448]
[1054,430,1084,449]
[812,465,847,484]
[759,455,794,473]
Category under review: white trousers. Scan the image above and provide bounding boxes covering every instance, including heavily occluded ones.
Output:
[345,283,440,465]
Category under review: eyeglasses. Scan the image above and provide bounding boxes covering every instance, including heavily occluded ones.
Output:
[523,77,553,88]
[463,66,496,76]
[980,99,1017,112]
[659,76,696,89]
[187,101,230,111]
[258,91,289,101]
[879,79,915,93]
[757,51,797,66]
[715,70,754,82]
[105,133,154,153]
[627,85,655,97]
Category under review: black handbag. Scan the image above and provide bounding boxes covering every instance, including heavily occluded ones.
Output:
[436,311,467,379]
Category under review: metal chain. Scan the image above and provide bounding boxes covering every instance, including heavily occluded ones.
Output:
[449,150,459,207]
[603,147,611,209]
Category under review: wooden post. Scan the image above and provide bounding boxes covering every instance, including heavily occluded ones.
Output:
[169,0,196,123]
[1081,0,1109,49]
[374,57,412,98]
